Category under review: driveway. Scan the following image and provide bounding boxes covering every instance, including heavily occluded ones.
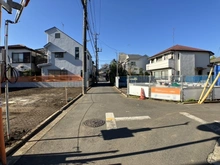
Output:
[8,84,220,165]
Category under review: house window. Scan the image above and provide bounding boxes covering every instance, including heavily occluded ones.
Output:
[12,52,30,63]
[130,62,136,66]
[87,55,89,60]
[48,70,68,76]
[55,33,60,38]
[55,52,64,58]
[75,47,79,60]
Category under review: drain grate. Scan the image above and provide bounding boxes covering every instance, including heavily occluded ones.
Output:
[83,119,105,128]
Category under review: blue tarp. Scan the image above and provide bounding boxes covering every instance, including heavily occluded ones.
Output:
[214,65,220,86]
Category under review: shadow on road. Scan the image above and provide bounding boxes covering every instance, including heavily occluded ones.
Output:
[197,122,220,136]
[101,122,189,140]
[10,122,220,165]
[10,136,219,165]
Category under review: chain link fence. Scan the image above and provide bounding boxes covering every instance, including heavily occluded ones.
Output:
[126,75,215,88]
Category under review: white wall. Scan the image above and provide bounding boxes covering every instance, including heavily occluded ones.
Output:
[43,28,93,81]
[136,56,148,71]
[195,52,211,75]
[180,52,195,76]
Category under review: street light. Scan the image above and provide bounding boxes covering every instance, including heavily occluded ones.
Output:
[15,0,30,23]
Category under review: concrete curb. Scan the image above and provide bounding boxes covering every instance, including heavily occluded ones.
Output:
[113,86,127,97]
[6,92,83,156]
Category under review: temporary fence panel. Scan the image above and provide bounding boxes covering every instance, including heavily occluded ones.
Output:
[213,87,220,99]
[129,84,149,97]
[182,88,205,101]
[151,87,181,101]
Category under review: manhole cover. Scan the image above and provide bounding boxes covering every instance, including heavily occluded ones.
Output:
[83,119,105,128]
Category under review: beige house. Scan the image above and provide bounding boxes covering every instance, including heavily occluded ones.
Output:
[146,45,214,79]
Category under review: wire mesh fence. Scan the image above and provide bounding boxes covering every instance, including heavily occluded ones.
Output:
[126,75,216,88]
[0,75,84,146]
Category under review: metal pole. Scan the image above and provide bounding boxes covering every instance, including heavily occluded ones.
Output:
[0,5,7,165]
[82,0,87,94]
[5,20,11,140]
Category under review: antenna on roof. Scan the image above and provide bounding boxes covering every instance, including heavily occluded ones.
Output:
[61,22,64,31]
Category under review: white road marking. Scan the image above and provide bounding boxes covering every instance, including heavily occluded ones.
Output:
[180,112,207,124]
[180,112,220,132]
[105,113,117,130]
[115,116,151,121]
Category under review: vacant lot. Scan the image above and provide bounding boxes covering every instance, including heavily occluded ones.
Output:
[0,87,82,147]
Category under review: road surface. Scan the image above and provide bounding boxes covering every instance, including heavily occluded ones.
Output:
[7,84,220,165]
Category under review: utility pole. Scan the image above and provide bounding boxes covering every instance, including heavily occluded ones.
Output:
[94,33,101,84]
[81,0,87,94]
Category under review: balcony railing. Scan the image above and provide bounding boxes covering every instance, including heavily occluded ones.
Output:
[146,59,174,70]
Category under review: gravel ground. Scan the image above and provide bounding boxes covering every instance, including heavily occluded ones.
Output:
[0,87,82,148]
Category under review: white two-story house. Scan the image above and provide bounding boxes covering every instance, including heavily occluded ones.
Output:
[119,53,149,75]
[0,44,46,77]
[38,27,93,83]
[146,45,214,79]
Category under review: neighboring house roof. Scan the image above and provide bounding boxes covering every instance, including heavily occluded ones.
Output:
[210,57,220,63]
[44,27,92,58]
[45,27,83,47]
[0,44,44,55]
[150,44,214,59]
[119,53,148,62]
[128,54,148,60]
[36,48,46,54]
[128,54,142,60]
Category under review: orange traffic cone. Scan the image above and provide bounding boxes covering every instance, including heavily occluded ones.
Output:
[139,88,145,100]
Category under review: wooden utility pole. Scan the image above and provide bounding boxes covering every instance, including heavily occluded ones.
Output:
[82,0,87,94]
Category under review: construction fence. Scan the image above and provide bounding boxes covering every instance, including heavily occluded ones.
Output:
[116,75,220,102]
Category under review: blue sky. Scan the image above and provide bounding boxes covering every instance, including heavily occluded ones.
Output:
[1,0,220,67]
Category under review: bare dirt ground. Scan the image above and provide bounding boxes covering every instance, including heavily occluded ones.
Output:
[0,87,82,148]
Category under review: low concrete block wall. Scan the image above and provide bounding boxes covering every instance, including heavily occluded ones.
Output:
[129,84,149,97]
[2,81,82,88]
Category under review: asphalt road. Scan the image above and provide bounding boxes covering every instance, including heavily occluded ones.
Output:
[7,84,220,165]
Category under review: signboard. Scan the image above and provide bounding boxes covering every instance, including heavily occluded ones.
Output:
[151,87,181,101]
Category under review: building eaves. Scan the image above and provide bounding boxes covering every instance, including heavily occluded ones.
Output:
[0,44,44,55]
[45,26,83,47]
[149,44,214,60]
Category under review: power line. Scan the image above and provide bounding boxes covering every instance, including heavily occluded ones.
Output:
[99,39,118,52]
[88,0,96,33]
[98,0,102,34]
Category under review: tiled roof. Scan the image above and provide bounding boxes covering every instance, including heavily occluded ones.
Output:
[0,44,44,54]
[150,45,214,59]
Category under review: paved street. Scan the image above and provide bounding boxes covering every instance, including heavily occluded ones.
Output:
[7,84,220,165]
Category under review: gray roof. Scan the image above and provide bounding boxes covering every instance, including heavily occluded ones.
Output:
[128,54,148,60]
